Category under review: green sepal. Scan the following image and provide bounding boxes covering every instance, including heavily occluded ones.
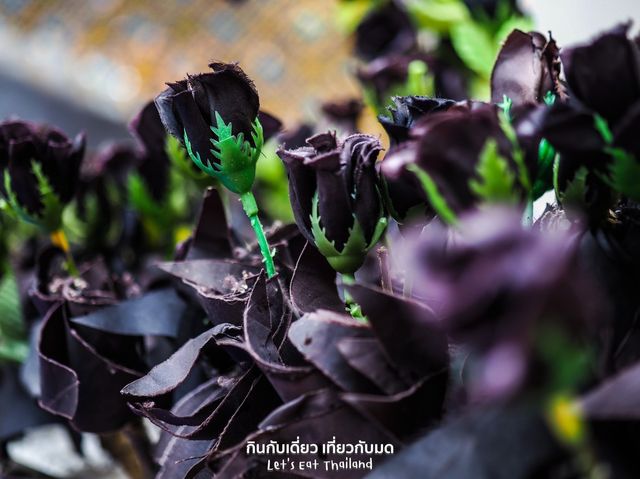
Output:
[498,96,531,192]
[561,166,588,208]
[603,147,640,201]
[408,164,458,225]
[185,113,263,195]
[2,161,64,233]
[591,114,640,201]
[469,138,519,204]
[310,192,387,274]
[0,266,27,364]
[530,92,557,199]
[166,134,209,184]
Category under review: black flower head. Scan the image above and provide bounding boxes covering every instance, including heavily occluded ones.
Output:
[278,132,387,274]
[381,99,548,221]
[155,62,261,194]
[379,96,456,145]
[541,24,640,216]
[491,30,563,105]
[421,102,539,213]
[354,0,416,61]
[0,120,85,231]
[562,23,640,126]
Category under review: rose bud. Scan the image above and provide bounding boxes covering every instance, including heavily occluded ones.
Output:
[155,62,262,195]
[491,30,563,106]
[354,0,416,61]
[0,120,85,232]
[278,132,387,274]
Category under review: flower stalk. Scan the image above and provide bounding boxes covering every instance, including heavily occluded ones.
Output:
[240,191,276,278]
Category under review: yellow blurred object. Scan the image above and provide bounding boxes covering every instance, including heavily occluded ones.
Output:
[0,0,360,127]
[50,229,70,253]
[546,394,585,447]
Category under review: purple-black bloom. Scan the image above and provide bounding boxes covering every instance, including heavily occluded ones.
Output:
[354,1,416,61]
[0,120,85,229]
[278,132,387,274]
[491,30,563,105]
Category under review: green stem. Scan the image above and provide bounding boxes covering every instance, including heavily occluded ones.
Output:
[342,273,368,324]
[240,191,276,278]
[522,197,534,227]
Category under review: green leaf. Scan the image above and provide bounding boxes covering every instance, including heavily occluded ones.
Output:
[450,20,496,78]
[0,266,27,364]
[405,0,469,33]
[32,161,65,232]
[469,138,519,203]
[498,100,531,192]
[604,147,640,201]
[561,166,588,207]
[166,134,208,183]
[537,325,593,394]
[335,0,380,33]
[408,164,458,225]
[594,114,613,145]
[532,140,556,200]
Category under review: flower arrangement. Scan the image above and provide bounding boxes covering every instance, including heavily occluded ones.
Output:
[1,2,640,478]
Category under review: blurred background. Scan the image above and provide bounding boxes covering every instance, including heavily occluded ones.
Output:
[0,0,638,149]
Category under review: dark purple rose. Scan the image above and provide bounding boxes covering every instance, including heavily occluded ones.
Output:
[541,24,640,219]
[384,101,540,214]
[379,96,457,145]
[278,132,387,273]
[355,1,416,61]
[278,123,314,150]
[321,98,364,134]
[491,30,563,105]
[412,207,604,399]
[0,120,85,222]
[155,62,259,169]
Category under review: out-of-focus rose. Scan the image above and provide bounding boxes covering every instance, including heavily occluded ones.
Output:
[0,120,85,231]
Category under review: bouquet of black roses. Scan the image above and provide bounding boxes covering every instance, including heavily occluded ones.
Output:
[2,7,640,479]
